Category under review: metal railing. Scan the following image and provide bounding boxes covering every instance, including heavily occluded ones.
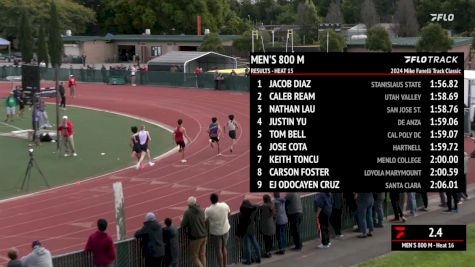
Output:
[52,193,420,267]
[0,65,250,91]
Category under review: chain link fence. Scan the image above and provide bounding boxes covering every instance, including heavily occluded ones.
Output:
[0,65,249,91]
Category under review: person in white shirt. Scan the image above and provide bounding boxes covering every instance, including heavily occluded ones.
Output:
[135,125,155,169]
[131,65,137,86]
[223,114,239,153]
[205,193,230,267]
[21,241,53,267]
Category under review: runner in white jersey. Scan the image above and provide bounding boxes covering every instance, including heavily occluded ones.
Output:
[135,125,155,169]
[223,114,239,153]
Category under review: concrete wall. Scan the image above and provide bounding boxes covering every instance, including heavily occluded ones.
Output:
[80,41,115,64]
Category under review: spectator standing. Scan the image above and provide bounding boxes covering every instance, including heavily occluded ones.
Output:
[461,152,469,200]
[194,67,202,87]
[205,193,231,267]
[237,199,261,265]
[259,194,275,258]
[59,81,66,110]
[444,191,459,213]
[21,240,53,267]
[58,115,77,157]
[285,192,303,250]
[131,65,137,86]
[407,192,417,217]
[82,53,87,67]
[356,193,374,238]
[134,212,165,267]
[181,196,208,267]
[419,192,429,212]
[373,192,385,228]
[85,219,116,267]
[314,192,333,248]
[163,218,179,267]
[330,193,344,237]
[13,86,24,118]
[4,91,17,122]
[68,75,77,98]
[389,192,406,222]
[273,192,288,255]
[6,248,22,267]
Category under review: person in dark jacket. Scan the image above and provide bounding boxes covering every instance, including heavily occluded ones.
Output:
[314,193,333,248]
[59,81,66,110]
[273,192,288,255]
[260,194,276,258]
[330,193,344,238]
[237,199,261,265]
[356,193,375,238]
[85,218,116,267]
[134,212,165,267]
[6,248,22,267]
[285,192,303,250]
[181,196,208,267]
[163,218,179,267]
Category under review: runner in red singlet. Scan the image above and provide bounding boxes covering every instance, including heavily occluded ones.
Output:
[173,119,190,163]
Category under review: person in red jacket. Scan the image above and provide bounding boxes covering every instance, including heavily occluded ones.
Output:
[58,115,77,157]
[68,75,77,97]
[85,219,116,267]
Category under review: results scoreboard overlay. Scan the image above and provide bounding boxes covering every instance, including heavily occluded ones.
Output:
[250,53,465,192]
[391,225,466,251]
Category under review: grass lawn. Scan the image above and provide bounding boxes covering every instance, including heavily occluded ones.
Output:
[0,103,175,199]
[357,223,475,267]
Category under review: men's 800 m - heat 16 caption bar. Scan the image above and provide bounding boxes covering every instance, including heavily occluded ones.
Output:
[250,53,465,193]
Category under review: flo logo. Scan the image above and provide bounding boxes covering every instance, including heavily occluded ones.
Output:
[394,226,406,239]
[430,14,454,22]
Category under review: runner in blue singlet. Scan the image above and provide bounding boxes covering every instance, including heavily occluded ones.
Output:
[208,117,222,156]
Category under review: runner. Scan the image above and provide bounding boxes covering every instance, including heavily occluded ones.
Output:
[223,114,239,153]
[173,119,190,163]
[208,117,222,156]
[130,126,141,161]
[136,125,155,169]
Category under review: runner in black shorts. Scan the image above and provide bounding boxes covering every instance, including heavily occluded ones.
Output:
[208,117,222,156]
[130,126,141,160]
[173,119,190,163]
[224,114,239,152]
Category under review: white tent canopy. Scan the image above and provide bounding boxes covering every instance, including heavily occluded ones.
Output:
[0,37,11,58]
[147,51,237,73]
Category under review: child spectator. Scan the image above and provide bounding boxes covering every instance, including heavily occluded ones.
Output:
[163,218,179,267]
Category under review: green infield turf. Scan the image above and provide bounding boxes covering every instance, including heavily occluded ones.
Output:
[0,103,175,200]
[357,223,475,267]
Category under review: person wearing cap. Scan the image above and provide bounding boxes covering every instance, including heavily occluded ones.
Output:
[4,91,17,123]
[6,247,22,267]
[134,212,165,267]
[68,74,77,97]
[85,219,116,267]
[20,240,53,267]
[58,115,77,157]
[181,196,208,267]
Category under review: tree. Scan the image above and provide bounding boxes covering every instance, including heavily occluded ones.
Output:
[366,25,392,52]
[394,0,418,37]
[37,22,49,67]
[326,0,343,23]
[199,33,225,53]
[342,0,361,24]
[319,29,345,52]
[361,0,379,28]
[0,0,95,40]
[416,23,452,52]
[374,0,396,22]
[275,4,297,24]
[18,9,33,63]
[296,0,320,45]
[48,1,63,67]
[416,0,475,35]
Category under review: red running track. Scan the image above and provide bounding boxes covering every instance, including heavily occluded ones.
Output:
[0,83,257,264]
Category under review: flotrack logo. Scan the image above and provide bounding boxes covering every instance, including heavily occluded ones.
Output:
[430,13,454,22]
